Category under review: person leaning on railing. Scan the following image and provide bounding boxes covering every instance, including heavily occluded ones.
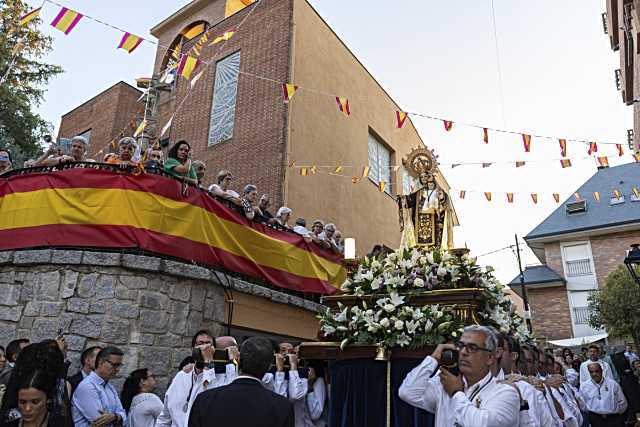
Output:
[164,140,198,186]
[38,136,94,167]
[208,170,241,205]
[106,137,139,168]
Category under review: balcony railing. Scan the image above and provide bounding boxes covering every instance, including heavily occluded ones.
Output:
[566,259,592,277]
[573,306,590,325]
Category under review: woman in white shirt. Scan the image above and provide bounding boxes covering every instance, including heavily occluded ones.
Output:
[121,369,163,427]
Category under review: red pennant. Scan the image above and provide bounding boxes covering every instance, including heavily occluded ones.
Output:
[522,134,531,152]
[443,120,453,132]
[483,128,489,144]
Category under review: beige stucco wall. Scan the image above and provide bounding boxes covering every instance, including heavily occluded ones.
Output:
[286,0,455,255]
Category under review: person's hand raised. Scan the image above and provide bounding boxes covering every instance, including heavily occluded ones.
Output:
[440,367,464,397]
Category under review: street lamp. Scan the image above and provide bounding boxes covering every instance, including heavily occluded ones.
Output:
[624,244,640,285]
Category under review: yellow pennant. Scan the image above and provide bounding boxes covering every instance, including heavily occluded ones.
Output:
[362,166,370,178]
[379,181,386,192]
[334,166,343,174]
[133,120,147,138]
[593,192,600,202]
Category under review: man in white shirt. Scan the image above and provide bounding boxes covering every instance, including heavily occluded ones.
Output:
[580,362,627,427]
[579,344,613,384]
[399,325,520,426]
[272,344,310,427]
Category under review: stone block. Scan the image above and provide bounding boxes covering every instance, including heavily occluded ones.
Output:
[70,315,103,338]
[130,331,155,346]
[270,292,290,305]
[119,275,148,290]
[77,273,98,298]
[0,251,13,265]
[163,260,211,280]
[186,311,203,336]
[289,296,305,309]
[168,305,188,335]
[169,283,191,303]
[14,250,51,265]
[121,346,139,376]
[231,280,252,294]
[0,271,15,284]
[304,300,321,312]
[189,286,207,312]
[171,348,191,368]
[0,323,17,344]
[82,252,121,266]
[40,302,64,317]
[155,333,182,348]
[203,299,217,321]
[122,254,161,272]
[139,346,172,376]
[95,275,116,299]
[64,334,86,352]
[90,301,106,314]
[100,317,130,344]
[23,301,40,316]
[250,284,271,299]
[148,278,169,294]
[59,313,74,333]
[139,309,168,333]
[61,271,79,299]
[31,318,59,342]
[36,271,61,301]
[19,316,35,329]
[111,301,139,319]
[0,306,23,321]
[20,280,34,302]
[0,283,20,306]
[115,284,138,300]
[139,291,169,310]
[51,250,83,265]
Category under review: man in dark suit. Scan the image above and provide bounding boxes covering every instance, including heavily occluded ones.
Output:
[189,337,294,427]
[68,346,101,395]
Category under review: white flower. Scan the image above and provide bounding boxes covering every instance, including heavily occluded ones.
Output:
[362,271,374,281]
[386,276,402,288]
[412,309,425,321]
[424,319,434,332]
[406,320,418,334]
[380,318,390,328]
[425,252,434,264]
[367,324,379,332]
[337,326,348,331]
[384,303,396,313]
[371,260,382,270]
[389,292,405,307]
[413,278,425,288]
[334,307,348,323]
[437,266,447,277]
[399,259,413,270]
[394,320,404,330]
[322,325,336,335]
[370,277,382,290]
[396,333,411,347]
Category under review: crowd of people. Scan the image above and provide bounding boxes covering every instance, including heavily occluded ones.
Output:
[0,137,345,255]
[0,330,327,427]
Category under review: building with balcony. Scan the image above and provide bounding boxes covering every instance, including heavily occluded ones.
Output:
[510,162,640,343]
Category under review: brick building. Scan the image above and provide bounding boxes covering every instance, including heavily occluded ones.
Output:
[58,81,144,159]
[510,162,640,342]
[58,0,459,254]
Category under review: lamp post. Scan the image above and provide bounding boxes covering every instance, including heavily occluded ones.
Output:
[624,244,640,285]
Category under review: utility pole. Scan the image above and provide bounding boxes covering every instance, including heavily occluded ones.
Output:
[515,234,533,333]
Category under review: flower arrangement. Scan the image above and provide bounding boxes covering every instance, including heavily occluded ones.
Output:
[319,246,530,349]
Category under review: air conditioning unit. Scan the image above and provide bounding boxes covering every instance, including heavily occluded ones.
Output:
[566,200,587,215]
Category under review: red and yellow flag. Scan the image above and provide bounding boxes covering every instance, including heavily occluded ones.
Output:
[225,0,255,17]
[560,159,572,168]
[336,97,350,116]
[396,111,408,129]
[593,192,600,202]
[118,32,144,54]
[588,142,598,155]
[443,120,453,132]
[50,7,83,35]
[133,120,147,138]
[506,193,514,203]
[597,156,609,168]
[282,84,298,103]
[634,153,640,162]
[19,7,41,26]
[459,190,466,199]
[616,144,624,156]
[531,193,538,204]
[300,168,308,176]
[559,139,567,157]
[178,55,200,80]
[209,29,235,45]
[483,128,489,144]
[379,182,386,192]
[614,190,622,199]
[484,192,492,202]
[522,134,531,152]
[515,161,526,168]
[553,193,560,203]
[183,23,206,40]
[362,166,370,178]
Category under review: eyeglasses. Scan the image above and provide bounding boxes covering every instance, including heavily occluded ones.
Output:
[104,360,123,368]
[195,340,213,346]
[456,341,493,354]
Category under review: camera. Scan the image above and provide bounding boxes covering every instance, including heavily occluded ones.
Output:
[440,349,459,376]
[43,135,52,143]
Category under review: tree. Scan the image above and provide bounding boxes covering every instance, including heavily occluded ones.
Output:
[588,265,640,346]
[0,0,63,164]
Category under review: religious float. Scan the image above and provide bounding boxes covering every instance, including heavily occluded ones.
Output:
[299,147,530,427]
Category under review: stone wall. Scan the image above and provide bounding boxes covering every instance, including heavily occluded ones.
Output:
[0,249,322,394]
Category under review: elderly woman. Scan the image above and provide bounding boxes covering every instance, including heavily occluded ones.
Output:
[240,184,259,220]
[319,223,341,252]
[209,170,240,204]
[164,140,198,185]
[39,136,93,166]
[0,149,12,175]
[275,207,292,229]
[107,137,138,167]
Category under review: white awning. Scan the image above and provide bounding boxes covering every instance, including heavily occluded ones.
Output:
[547,332,609,347]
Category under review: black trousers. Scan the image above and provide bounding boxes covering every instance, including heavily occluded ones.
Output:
[588,411,625,427]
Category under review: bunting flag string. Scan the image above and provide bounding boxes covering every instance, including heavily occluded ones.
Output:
[506,193,514,203]
[553,193,560,203]
[282,84,298,103]
[484,192,492,202]
[593,192,601,202]
[159,115,173,138]
[177,55,200,80]
[560,159,572,168]
[50,7,83,35]
[19,7,41,26]
[190,70,205,89]
[209,29,235,45]
[459,190,466,199]
[396,111,408,129]
[530,193,538,204]
[515,161,526,168]
[133,120,147,138]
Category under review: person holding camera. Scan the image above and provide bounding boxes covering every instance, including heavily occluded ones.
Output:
[39,136,93,167]
[399,325,520,427]
[156,330,238,427]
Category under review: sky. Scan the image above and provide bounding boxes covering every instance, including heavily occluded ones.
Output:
[24,0,632,283]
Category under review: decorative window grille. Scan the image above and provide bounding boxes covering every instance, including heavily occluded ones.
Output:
[208,51,241,146]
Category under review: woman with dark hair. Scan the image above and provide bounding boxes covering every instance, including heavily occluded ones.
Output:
[120,369,162,427]
[1,369,58,427]
[164,141,197,185]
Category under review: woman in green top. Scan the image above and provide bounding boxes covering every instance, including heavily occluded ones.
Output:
[164,140,198,185]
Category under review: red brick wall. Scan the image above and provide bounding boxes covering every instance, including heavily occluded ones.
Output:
[528,286,573,340]
[590,230,640,285]
[544,242,564,278]
[58,82,144,159]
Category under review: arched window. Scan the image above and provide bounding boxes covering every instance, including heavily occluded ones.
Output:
[159,21,209,85]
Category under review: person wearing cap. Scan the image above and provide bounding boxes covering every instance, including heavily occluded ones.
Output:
[0,149,12,175]
[39,136,94,166]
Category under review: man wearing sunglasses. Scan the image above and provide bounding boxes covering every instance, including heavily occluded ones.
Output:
[72,346,127,427]
[399,325,520,426]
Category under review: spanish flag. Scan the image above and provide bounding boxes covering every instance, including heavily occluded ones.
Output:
[597,156,609,168]
[616,144,624,156]
[593,192,600,202]
[484,192,492,202]
[522,134,531,152]
[225,0,255,17]
[506,193,514,203]
[282,84,298,103]
[459,191,466,199]
[559,139,567,157]
[178,55,200,80]
[483,128,489,144]
[515,161,526,168]
[379,182,386,192]
[588,142,598,155]
[396,111,408,129]
[443,120,453,132]
[553,193,560,203]
[50,7,83,35]
[530,193,538,204]
[19,7,41,26]
[133,120,147,138]
[118,32,144,54]
[362,166,370,178]
[336,97,350,116]
[560,159,572,168]
[633,187,640,198]
[614,190,622,199]
[209,30,235,45]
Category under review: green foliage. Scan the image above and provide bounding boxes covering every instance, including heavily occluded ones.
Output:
[588,265,640,345]
[0,0,63,163]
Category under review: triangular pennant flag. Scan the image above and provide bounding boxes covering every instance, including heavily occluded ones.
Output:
[133,120,147,138]
[483,128,489,144]
[282,84,298,103]
[300,168,308,176]
[334,166,343,174]
[443,120,453,132]
[522,134,531,152]
[362,166,370,178]
[482,163,492,168]
[593,192,601,202]
[574,192,582,202]
[351,177,359,184]
[531,193,538,204]
[177,55,200,80]
[209,30,236,45]
[634,153,640,162]
[396,111,408,129]
[633,187,640,198]
[336,97,350,116]
[51,7,83,35]
[559,139,567,157]
[118,32,144,54]
[597,156,609,168]
[288,160,295,168]
[506,193,514,203]
[451,164,461,169]
[459,190,466,199]
[588,142,598,155]
[484,192,492,201]
[515,161,526,168]
[553,193,560,203]
[160,116,174,138]
[560,159,572,168]
[379,181,386,192]
[616,144,624,156]
[614,190,622,199]
[190,70,205,89]
[20,7,41,26]
[310,165,317,175]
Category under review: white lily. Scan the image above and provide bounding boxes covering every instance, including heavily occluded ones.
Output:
[424,319,434,332]
[389,292,405,307]
[370,277,382,290]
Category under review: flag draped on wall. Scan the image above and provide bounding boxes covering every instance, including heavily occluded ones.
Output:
[50,7,83,35]
[559,139,567,157]
[118,32,144,53]
[282,84,298,103]
[19,7,41,26]
[396,111,408,129]
[522,134,531,152]
[336,97,350,116]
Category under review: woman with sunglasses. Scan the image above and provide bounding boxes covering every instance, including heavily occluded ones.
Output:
[121,369,162,427]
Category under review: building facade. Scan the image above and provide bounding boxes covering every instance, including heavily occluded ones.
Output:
[510,163,640,342]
